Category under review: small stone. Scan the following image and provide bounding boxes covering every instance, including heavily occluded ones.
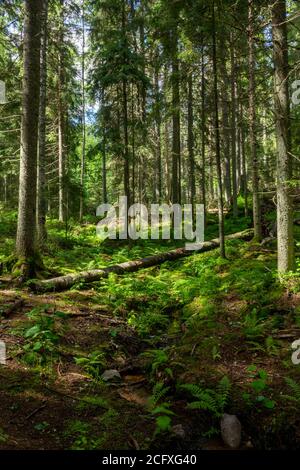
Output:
[220,413,242,449]
[101,369,121,382]
[171,424,185,439]
[245,440,253,449]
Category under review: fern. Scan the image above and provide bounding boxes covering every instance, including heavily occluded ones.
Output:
[283,377,300,404]
[150,382,170,407]
[149,382,174,436]
[216,375,231,410]
[180,376,231,418]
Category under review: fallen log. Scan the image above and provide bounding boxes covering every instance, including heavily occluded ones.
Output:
[32,229,254,293]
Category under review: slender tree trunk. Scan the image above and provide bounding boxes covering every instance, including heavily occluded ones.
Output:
[16,0,42,275]
[58,0,66,223]
[164,117,171,202]
[272,0,294,274]
[212,2,225,258]
[37,0,48,246]
[248,0,262,241]
[201,46,206,223]
[230,35,238,216]
[4,175,7,204]
[171,25,181,204]
[102,132,107,204]
[164,66,171,202]
[122,77,130,206]
[131,83,136,203]
[219,43,231,204]
[187,73,195,211]
[122,1,130,207]
[236,59,242,192]
[240,101,248,217]
[208,125,215,204]
[79,2,86,222]
[139,9,147,203]
[101,89,107,204]
[155,64,162,203]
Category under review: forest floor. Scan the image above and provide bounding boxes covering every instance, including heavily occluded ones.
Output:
[1,208,300,450]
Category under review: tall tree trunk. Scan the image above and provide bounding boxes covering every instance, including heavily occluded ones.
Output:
[139,6,147,203]
[212,2,225,258]
[272,0,294,274]
[219,42,231,204]
[248,0,262,241]
[102,132,107,204]
[131,83,136,203]
[240,101,248,217]
[187,73,195,211]
[4,175,7,204]
[101,89,107,204]
[122,1,130,207]
[122,77,130,206]
[16,0,42,275]
[58,0,66,223]
[37,0,48,246]
[200,45,206,223]
[155,64,162,203]
[79,1,86,222]
[236,59,242,193]
[171,25,181,204]
[230,35,238,216]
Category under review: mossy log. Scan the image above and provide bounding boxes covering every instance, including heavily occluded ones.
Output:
[32,229,254,293]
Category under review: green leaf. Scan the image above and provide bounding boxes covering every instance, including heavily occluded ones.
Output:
[251,379,266,393]
[152,405,174,416]
[263,399,275,409]
[32,341,43,352]
[24,325,41,338]
[156,415,171,432]
[258,369,268,380]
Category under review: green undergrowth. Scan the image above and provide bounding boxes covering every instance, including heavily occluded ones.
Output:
[0,208,251,275]
[1,207,300,449]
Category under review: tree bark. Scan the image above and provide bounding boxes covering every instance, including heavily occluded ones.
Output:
[272,0,294,274]
[212,2,225,258]
[122,0,130,207]
[200,45,206,223]
[187,73,195,210]
[171,25,181,204]
[248,0,262,241]
[101,89,108,204]
[37,0,48,247]
[58,0,66,223]
[79,1,86,222]
[219,42,231,205]
[16,0,42,275]
[155,63,162,203]
[230,35,238,216]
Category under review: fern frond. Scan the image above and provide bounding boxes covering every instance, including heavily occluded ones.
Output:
[180,383,206,399]
[284,377,300,402]
[181,376,231,417]
[151,382,170,406]
[216,375,231,409]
